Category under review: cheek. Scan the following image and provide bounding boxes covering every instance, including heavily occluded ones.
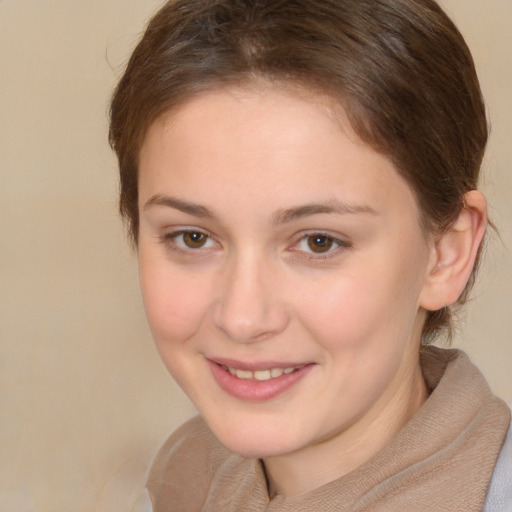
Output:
[138,256,212,344]
[293,257,423,351]
[294,276,378,350]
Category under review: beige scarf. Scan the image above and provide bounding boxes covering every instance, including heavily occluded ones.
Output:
[147,347,510,511]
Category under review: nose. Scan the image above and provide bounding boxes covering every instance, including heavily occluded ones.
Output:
[212,255,290,343]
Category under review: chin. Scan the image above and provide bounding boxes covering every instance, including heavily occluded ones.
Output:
[209,420,305,459]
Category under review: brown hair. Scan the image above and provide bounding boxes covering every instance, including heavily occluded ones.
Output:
[109,0,488,343]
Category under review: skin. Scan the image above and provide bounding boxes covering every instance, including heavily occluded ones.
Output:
[136,85,463,497]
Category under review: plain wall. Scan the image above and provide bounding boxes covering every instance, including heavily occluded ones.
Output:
[1,1,510,511]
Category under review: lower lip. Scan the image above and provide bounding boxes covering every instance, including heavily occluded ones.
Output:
[208,361,314,402]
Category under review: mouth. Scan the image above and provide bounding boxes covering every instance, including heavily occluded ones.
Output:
[207,358,314,401]
[220,364,306,381]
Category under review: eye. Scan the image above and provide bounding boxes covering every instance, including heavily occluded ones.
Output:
[180,231,209,249]
[295,232,348,255]
[162,229,217,251]
[306,234,334,253]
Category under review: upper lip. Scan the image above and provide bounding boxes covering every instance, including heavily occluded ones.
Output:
[207,357,312,371]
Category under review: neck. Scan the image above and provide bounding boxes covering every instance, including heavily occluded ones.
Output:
[263,359,428,498]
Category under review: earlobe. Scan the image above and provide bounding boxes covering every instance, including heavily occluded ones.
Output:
[419,190,487,311]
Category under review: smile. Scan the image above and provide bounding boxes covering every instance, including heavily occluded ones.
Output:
[221,365,306,381]
[208,359,314,401]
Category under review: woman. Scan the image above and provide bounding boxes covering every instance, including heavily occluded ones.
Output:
[109,0,511,510]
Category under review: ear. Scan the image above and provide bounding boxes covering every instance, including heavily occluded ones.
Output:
[419,190,487,311]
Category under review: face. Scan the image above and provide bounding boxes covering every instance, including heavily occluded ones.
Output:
[137,86,433,460]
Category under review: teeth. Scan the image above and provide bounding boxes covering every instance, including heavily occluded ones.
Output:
[227,365,304,381]
[254,370,271,381]
[235,369,253,380]
[270,368,284,378]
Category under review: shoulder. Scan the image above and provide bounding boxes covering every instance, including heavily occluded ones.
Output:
[146,415,233,512]
[484,410,512,512]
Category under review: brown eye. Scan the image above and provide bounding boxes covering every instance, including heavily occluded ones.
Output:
[307,234,334,253]
[183,231,208,248]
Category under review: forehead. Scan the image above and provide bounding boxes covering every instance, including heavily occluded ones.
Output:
[138,85,421,226]
[142,82,359,159]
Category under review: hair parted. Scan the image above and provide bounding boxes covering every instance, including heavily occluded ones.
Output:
[109,0,489,343]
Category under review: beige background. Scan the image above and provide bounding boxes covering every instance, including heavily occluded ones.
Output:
[0,1,510,511]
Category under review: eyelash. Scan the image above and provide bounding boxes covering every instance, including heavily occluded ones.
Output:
[159,229,351,260]
[159,229,218,255]
[291,231,351,259]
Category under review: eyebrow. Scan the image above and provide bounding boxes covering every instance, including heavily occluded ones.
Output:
[144,194,378,223]
[144,195,216,218]
[271,201,378,225]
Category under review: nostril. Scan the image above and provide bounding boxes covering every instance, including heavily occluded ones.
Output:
[212,296,289,344]
[211,261,290,342]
